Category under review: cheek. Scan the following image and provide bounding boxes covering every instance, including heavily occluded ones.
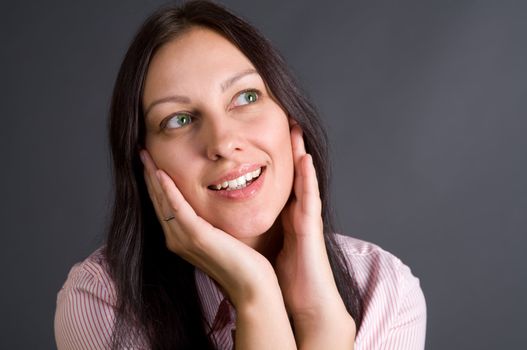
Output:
[256,114,295,191]
[145,138,199,193]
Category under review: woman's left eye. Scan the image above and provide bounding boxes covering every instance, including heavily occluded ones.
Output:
[233,90,259,106]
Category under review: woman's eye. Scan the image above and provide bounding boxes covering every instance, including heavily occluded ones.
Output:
[233,90,259,106]
[163,114,192,129]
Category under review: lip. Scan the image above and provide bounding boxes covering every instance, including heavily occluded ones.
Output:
[209,163,265,186]
[208,167,266,200]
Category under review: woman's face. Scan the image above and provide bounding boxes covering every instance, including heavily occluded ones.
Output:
[142,27,294,247]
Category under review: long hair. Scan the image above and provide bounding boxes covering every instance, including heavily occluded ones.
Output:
[105,1,363,348]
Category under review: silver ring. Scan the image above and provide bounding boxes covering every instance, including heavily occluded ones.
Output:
[164,215,175,222]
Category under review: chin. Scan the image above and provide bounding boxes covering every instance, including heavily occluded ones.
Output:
[228,219,274,239]
[213,211,278,240]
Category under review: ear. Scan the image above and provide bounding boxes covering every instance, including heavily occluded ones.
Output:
[288,116,298,127]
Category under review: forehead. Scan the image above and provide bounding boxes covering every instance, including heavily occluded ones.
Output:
[143,27,256,102]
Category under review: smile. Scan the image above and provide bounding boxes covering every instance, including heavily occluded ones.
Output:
[208,167,263,191]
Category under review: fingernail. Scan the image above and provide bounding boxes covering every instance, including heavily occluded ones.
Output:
[139,150,146,164]
[156,170,163,182]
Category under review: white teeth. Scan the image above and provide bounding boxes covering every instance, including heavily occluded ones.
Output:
[212,167,263,191]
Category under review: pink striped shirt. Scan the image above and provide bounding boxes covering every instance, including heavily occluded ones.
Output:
[54,233,426,349]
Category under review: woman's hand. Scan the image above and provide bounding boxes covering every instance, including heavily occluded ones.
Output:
[275,125,356,348]
[140,150,297,349]
[140,149,275,306]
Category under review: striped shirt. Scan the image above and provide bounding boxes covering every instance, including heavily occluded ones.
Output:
[54,233,426,349]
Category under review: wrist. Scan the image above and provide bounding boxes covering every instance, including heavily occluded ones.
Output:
[229,264,282,310]
[234,278,297,350]
[293,305,356,344]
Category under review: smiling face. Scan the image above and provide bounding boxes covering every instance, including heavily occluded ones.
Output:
[142,26,294,248]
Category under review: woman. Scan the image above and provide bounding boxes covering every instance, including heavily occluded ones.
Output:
[55,1,426,349]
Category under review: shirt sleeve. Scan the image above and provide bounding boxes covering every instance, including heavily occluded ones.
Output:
[380,262,427,350]
[54,263,117,350]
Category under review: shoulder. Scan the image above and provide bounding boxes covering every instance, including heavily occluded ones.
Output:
[332,233,422,295]
[56,246,116,305]
[332,233,427,349]
[54,246,117,350]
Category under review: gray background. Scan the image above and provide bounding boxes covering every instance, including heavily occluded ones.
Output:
[2,0,526,348]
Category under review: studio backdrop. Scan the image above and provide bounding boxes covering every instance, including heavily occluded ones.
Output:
[1,0,525,349]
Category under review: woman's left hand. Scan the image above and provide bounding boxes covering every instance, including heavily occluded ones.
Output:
[275,124,356,345]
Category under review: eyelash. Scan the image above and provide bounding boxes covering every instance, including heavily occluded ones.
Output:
[159,89,262,131]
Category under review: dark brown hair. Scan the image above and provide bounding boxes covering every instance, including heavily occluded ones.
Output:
[105,1,363,348]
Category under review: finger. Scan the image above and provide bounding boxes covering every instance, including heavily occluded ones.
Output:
[290,125,307,199]
[140,150,165,200]
[140,150,161,209]
[301,154,322,217]
[140,150,172,219]
[141,152,216,256]
[290,124,306,165]
[155,169,207,236]
[141,150,202,232]
[144,170,166,220]
[289,126,322,220]
[288,127,321,204]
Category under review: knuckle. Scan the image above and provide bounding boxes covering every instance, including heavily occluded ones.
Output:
[168,201,181,213]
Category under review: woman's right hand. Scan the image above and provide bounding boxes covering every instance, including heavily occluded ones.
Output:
[139,149,277,307]
[141,149,297,349]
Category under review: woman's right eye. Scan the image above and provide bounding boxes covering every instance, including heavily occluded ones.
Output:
[162,113,193,130]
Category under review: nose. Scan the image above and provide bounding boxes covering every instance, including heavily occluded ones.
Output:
[203,116,243,161]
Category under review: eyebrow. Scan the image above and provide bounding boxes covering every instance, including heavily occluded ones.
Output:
[144,68,258,117]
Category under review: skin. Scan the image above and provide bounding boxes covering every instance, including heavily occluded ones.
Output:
[140,26,355,349]
[142,25,293,257]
